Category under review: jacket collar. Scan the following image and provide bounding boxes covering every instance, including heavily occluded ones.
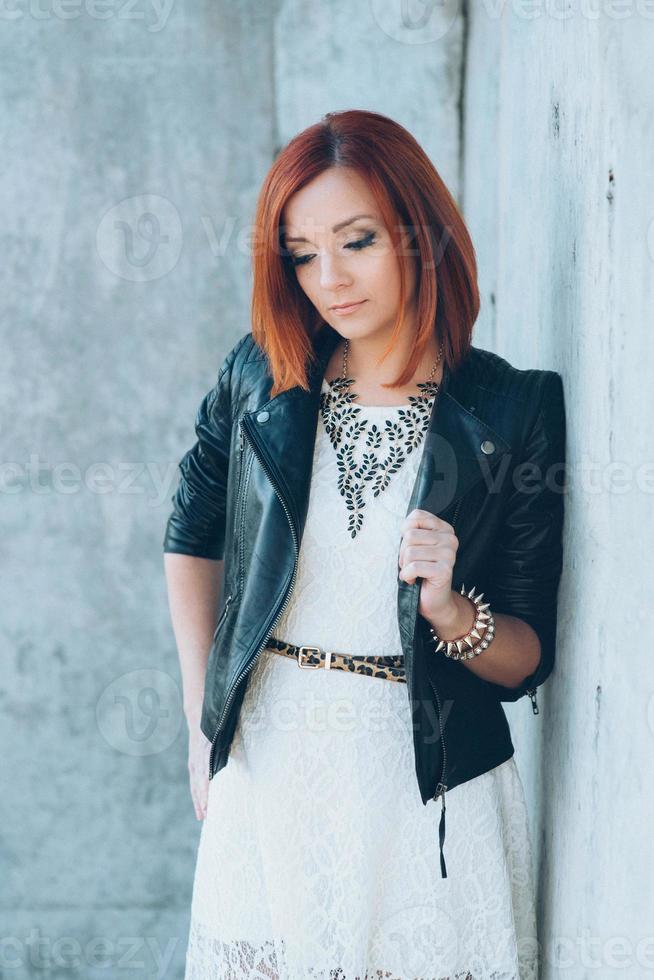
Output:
[242,323,512,540]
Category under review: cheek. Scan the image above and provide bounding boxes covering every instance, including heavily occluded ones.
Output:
[368,251,402,300]
[294,266,317,298]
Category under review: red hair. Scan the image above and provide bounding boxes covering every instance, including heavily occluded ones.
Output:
[250,109,480,398]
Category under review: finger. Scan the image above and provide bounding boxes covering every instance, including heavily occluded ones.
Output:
[399,534,458,568]
[400,556,456,579]
[404,539,458,561]
[192,778,206,821]
[399,558,455,585]
[197,778,209,818]
[401,510,455,536]
[190,778,201,820]
[189,758,206,818]
[403,508,453,526]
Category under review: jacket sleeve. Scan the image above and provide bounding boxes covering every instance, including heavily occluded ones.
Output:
[162,336,247,560]
[474,370,567,702]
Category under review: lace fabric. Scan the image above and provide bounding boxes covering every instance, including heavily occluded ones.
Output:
[184,386,539,980]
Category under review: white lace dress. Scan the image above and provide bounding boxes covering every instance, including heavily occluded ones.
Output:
[184,379,538,980]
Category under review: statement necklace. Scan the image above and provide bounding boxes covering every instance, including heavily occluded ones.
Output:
[319,338,444,539]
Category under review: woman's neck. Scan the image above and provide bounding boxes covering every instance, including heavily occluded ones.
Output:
[324,337,444,407]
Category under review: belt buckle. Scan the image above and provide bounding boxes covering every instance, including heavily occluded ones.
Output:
[297,645,323,669]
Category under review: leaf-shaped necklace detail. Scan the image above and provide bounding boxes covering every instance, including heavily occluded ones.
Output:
[319,337,444,539]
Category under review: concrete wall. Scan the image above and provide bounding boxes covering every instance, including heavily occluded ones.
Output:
[465,7,654,977]
[2,1,651,977]
[1,4,280,978]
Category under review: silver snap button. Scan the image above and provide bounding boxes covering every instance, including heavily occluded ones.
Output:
[256,410,270,423]
[480,439,495,455]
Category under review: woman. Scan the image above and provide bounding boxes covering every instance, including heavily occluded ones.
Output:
[163,109,566,980]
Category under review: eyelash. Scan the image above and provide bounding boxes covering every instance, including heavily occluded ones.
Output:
[288,231,377,267]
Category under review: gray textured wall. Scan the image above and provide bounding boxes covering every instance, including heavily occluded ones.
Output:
[2,4,280,978]
[465,7,654,977]
[3,2,652,978]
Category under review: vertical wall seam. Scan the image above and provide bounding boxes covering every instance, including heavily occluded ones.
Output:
[458,0,470,212]
[271,0,282,157]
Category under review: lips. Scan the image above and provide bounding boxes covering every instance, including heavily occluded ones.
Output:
[330,300,366,312]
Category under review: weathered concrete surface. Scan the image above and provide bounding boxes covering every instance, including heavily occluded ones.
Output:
[1,4,280,977]
[465,6,654,977]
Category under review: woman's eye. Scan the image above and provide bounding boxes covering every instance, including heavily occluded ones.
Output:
[345,231,376,251]
[289,252,313,267]
[289,231,376,268]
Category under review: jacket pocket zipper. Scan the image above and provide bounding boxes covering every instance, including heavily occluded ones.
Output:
[208,416,300,779]
[525,687,539,714]
[212,591,234,645]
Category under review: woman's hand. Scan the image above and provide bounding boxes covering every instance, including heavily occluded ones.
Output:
[187,713,212,820]
[398,508,459,626]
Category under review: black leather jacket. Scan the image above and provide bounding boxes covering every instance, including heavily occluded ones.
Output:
[163,324,566,877]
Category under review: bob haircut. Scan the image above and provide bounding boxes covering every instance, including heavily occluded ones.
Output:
[250,108,480,399]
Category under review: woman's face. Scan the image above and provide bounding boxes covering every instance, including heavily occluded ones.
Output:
[281,167,416,343]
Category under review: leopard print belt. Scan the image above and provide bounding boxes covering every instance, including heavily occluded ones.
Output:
[265,636,407,684]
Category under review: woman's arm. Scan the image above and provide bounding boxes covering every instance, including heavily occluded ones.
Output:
[164,554,224,724]
[163,336,249,710]
[468,370,566,700]
[162,335,249,817]
[425,369,567,701]
[165,553,224,821]
[426,596,541,690]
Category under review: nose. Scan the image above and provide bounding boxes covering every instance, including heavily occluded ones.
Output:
[319,252,353,292]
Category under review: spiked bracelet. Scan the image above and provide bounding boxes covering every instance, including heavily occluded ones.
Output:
[428,584,496,661]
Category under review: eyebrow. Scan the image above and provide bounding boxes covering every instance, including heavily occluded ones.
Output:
[284,213,377,244]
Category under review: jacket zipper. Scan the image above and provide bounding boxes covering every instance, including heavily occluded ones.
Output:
[208,415,300,779]
[451,497,462,534]
[525,687,539,714]
[212,591,234,644]
[426,497,461,879]
[237,422,245,486]
[429,678,449,879]
[425,494,540,877]
[237,424,255,597]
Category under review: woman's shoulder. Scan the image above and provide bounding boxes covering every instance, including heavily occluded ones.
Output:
[456,345,562,418]
[457,344,562,401]
[449,344,565,455]
[222,333,564,429]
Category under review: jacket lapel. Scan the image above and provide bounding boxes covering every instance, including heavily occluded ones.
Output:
[242,323,513,541]
[239,331,330,536]
[405,375,512,519]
